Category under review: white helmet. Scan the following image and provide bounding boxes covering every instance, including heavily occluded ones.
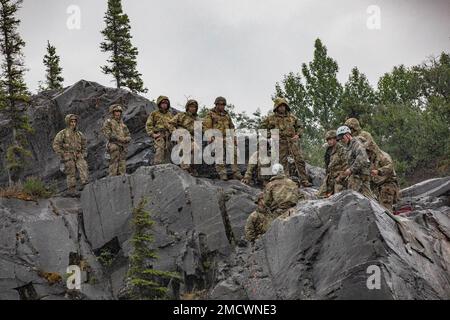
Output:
[272,163,284,175]
[336,126,351,139]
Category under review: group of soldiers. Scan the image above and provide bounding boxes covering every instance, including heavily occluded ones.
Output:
[52,95,400,244]
[244,113,401,243]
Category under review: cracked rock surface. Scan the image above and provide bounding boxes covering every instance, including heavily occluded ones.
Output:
[0,164,449,300]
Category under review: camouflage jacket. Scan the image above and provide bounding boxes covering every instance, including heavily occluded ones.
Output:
[260,113,303,140]
[354,129,375,149]
[263,174,300,212]
[328,142,348,178]
[101,118,131,146]
[369,149,397,185]
[169,112,199,136]
[53,128,87,159]
[145,110,174,136]
[202,107,235,135]
[347,138,370,176]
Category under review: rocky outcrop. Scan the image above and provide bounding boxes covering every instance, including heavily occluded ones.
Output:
[0,80,158,190]
[1,164,449,300]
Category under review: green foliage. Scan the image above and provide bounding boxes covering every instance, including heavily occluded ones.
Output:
[126,198,180,300]
[42,40,64,90]
[301,38,343,131]
[0,0,31,183]
[22,176,53,198]
[98,249,114,268]
[336,67,376,126]
[274,39,449,185]
[100,0,147,93]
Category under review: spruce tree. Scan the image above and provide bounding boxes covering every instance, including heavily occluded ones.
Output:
[126,198,180,300]
[0,0,32,184]
[302,38,342,130]
[43,40,64,90]
[100,0,147,93]
[337,67,376,125]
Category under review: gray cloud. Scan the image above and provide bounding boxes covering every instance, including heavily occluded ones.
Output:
[18,0,450,114]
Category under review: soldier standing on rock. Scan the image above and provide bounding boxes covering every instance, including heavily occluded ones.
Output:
[52,114,89,197]
[101,104,131,176]
[317,130,348,197]
[203,96,242,181]
[260,98,312,187]
[169,99,201,176]
[336,126,374,198]
[146,96,174,165]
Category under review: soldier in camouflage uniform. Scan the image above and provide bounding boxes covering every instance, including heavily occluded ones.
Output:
[146,96,174,165]
[203,96,242,181]
[241,149,272,187]
[344,118,376,149]
[101,104,131,176]
[336,126,374,198]
[317,130,348,197]
[263,163,301,215]
[241,137,272,187]
[260,98,311,187]
[245,193,276,243]
[366,140,400,211]
[169,99,200,175]
[52,114,89,196]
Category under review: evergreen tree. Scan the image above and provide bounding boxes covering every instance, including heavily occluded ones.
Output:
[0,0,32,184]
[126,198,180,300]
[100,0,147,93]
[301,39,342,131]
[42,40,64,90]
[337,67,376,126]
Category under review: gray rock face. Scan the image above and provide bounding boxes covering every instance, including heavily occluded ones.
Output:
[0,80,158,190]
[1,164,448,300]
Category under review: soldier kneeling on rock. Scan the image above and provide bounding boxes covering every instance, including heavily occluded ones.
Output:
[245,164,300,243]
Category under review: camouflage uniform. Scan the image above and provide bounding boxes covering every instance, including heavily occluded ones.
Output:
[318,131,348,197]
[367,142,400,211]
[203,97,242,180]
[242,150,272,187]
[345,118,375,150]
[260,98,310,186]
[245,193,275,242]
[169,99,200,174]
[52,114,89,194]
[263,173,301,215]
[101,104,131,176]
[146,96,174,165]
[345,137,374,198]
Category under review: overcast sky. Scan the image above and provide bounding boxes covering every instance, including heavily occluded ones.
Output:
[19,0,450,114]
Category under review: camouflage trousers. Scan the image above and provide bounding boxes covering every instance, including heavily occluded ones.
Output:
[279,140,308,183]
[245,210,276,243]
[153,133,172,165]
[178,139,200,175]
[348,174,374,199]
[108,143,127,176]
[374,182,399,211]
[64,154,89,191]
[214,140,240,179]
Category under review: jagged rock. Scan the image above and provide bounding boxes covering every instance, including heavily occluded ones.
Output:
[0,165,449,299]
[0,197,112,300]
[0,80,158,190]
